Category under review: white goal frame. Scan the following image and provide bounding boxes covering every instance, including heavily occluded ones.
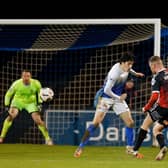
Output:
[0,18,161,55]
[0,19,161,145]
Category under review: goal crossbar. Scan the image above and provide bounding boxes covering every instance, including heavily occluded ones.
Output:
[0,19,161,55]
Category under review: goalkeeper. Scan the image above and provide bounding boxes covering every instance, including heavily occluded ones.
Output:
[0,70,53,145]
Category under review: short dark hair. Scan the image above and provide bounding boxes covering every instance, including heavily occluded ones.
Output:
[119,52,134,63]
[21,69,32,76]
[22,69,31,73]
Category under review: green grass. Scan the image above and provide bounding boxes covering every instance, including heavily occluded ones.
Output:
[0,144,167,168]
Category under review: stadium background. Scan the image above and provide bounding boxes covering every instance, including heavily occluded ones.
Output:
[0,19,167,147]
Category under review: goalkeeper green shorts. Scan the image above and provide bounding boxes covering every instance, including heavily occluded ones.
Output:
[10,100,39,113]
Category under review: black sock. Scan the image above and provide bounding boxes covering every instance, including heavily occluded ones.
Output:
[156,134,165,149]
[133,128,147,151]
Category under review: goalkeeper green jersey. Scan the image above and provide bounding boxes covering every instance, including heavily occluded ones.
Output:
[5,78,42,106]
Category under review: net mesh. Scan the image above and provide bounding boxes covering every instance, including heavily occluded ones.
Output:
[0,22,167,146]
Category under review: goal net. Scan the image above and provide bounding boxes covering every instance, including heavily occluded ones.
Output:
[0,19,166,146]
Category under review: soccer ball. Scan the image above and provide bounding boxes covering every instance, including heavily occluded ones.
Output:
[40,87,54,102]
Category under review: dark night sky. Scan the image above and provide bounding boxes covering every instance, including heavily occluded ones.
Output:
[0,3,167,25]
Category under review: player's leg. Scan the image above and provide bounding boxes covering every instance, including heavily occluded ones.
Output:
[80,111,105,147]
[125,126,134,152]
[119,111,134,154]
[74,111,106,157]
[74,97,110,158]
[153,122,167,160]
[27,103,53,145]
[31,112,53,145]
[133,113,153,158]
[0,107,19,143]
[114,100,134,154]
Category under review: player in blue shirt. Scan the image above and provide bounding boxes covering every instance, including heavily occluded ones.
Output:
[74,53,144,157]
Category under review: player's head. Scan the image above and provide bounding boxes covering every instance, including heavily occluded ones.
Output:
[148,56,163,74]
[125,79,134,89]
[21,69,32,85]
[119,52,134,72]
[119,52,134,63]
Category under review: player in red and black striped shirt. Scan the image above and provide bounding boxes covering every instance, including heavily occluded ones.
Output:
[133,56,168,160]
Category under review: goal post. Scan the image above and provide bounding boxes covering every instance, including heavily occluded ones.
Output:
[0,19,162,145]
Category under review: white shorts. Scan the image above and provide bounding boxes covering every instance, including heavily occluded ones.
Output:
[96,97,130,115]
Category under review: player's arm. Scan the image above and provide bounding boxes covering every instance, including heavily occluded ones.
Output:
[4,82,16,106]
[35,80,43,104]
[130,69,144,77]
[142,91,159,112]
[104,78,120,99]
[104,73,127,101]
[143,75,160,112]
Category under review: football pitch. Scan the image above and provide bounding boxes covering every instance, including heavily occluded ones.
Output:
[0,144,167,168]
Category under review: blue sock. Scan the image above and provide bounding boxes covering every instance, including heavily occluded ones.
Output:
[79,124,97,148]
[125,127,134,146]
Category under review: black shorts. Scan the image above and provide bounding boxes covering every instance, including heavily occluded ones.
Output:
[148,105,168,128]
